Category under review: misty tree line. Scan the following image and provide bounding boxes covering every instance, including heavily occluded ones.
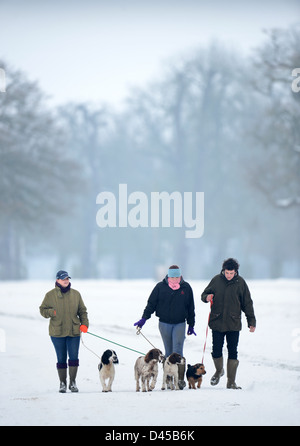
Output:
[0,25,299,280]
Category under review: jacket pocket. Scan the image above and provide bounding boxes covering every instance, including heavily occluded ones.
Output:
[49,320,62,336]
[72,317,81,336]
[210,312,221,322]
[209,312,222,330]
[229,313,242,330]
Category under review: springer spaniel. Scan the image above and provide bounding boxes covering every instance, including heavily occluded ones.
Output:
[98,349,119,392]
[162,352,185,390]
[134,348,164,392]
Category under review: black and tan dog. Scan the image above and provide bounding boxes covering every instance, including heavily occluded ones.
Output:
[186,363,206,389]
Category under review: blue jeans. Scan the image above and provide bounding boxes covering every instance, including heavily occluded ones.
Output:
[51,336,80,368]
[159,321,186,357]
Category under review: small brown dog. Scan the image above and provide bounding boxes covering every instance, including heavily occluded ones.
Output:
[186,363,206,389]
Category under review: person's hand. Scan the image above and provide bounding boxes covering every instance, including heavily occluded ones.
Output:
[249,326,256,333]
[134,318,146,329]
[187,326,197,336]
[206,294,214,302]
[80,325,88,333]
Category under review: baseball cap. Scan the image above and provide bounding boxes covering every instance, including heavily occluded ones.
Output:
[56,270,71,280]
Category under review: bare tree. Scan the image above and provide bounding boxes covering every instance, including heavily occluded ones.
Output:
[0,62,82,279]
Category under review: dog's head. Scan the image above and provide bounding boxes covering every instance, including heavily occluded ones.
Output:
[101,349,119,365]
[167,352,185,365]
[187,363,206,376]
[144,348,164,363]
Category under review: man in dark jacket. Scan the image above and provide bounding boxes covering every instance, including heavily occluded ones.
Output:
[134,265,196,389]
[201,258,256,389]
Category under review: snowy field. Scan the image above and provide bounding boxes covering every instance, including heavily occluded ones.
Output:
[0,278,299,427]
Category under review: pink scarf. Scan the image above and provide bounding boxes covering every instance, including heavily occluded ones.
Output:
[168,277,181,290]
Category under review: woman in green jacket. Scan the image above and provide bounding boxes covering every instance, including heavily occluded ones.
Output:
[201,258,256,389]
[40,270,89,393]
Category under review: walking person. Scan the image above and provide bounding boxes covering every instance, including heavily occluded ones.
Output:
[40,270,89,393]
[201,258,256,389]
[134,265,196,389]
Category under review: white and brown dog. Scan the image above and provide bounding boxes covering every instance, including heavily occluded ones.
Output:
[162,353,185,390]
[134,348,164,392]
[98,349,119,392]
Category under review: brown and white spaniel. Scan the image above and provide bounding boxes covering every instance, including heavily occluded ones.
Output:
[161,352,185,390]
[134,348,164,392]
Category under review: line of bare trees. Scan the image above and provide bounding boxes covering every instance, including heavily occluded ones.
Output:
[0,25,299,279]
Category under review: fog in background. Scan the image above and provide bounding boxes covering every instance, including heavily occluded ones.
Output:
[0,0,299,280]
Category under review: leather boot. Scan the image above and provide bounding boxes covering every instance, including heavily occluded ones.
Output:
[210,356,224,386]
[227,359,241,389]
[57,364,67,393]
[177,357,186,390]
[68,360,79,392]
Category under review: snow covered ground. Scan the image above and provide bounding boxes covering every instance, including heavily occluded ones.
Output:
[0,279,299,427]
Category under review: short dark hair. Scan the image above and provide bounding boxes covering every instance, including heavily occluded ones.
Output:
[222,258,239,272]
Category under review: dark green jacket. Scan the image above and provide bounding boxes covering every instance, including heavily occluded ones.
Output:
[40,286,89,337]
[201,272,256,332]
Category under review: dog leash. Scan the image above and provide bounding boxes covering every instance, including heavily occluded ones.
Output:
[136,327,158,349]
[82,330,146,356]
[202,299,213,364]
[80,333,102,360]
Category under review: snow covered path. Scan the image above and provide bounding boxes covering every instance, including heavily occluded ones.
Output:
[0,279,299,426]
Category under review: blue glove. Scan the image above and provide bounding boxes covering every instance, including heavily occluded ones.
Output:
[134,318,146,329]
[187,326,196,336]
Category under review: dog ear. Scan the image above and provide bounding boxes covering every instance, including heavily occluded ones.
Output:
[168,353,177,364]
[144,350,152,363]
[101,350,110,365]
[153,349,161,360]
[171,353,182,363]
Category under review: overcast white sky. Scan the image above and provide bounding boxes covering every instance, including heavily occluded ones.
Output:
[1,0,299,108]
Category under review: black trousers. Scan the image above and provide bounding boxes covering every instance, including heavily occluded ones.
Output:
[212,330,240,360]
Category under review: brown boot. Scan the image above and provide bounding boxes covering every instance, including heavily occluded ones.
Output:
[68,360,79,392]
[57,366,67,393]
[177,357,186,390]
[227,359,242,389]
[210,356,224,386]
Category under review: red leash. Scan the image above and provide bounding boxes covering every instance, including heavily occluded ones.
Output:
[201,299,213,364]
